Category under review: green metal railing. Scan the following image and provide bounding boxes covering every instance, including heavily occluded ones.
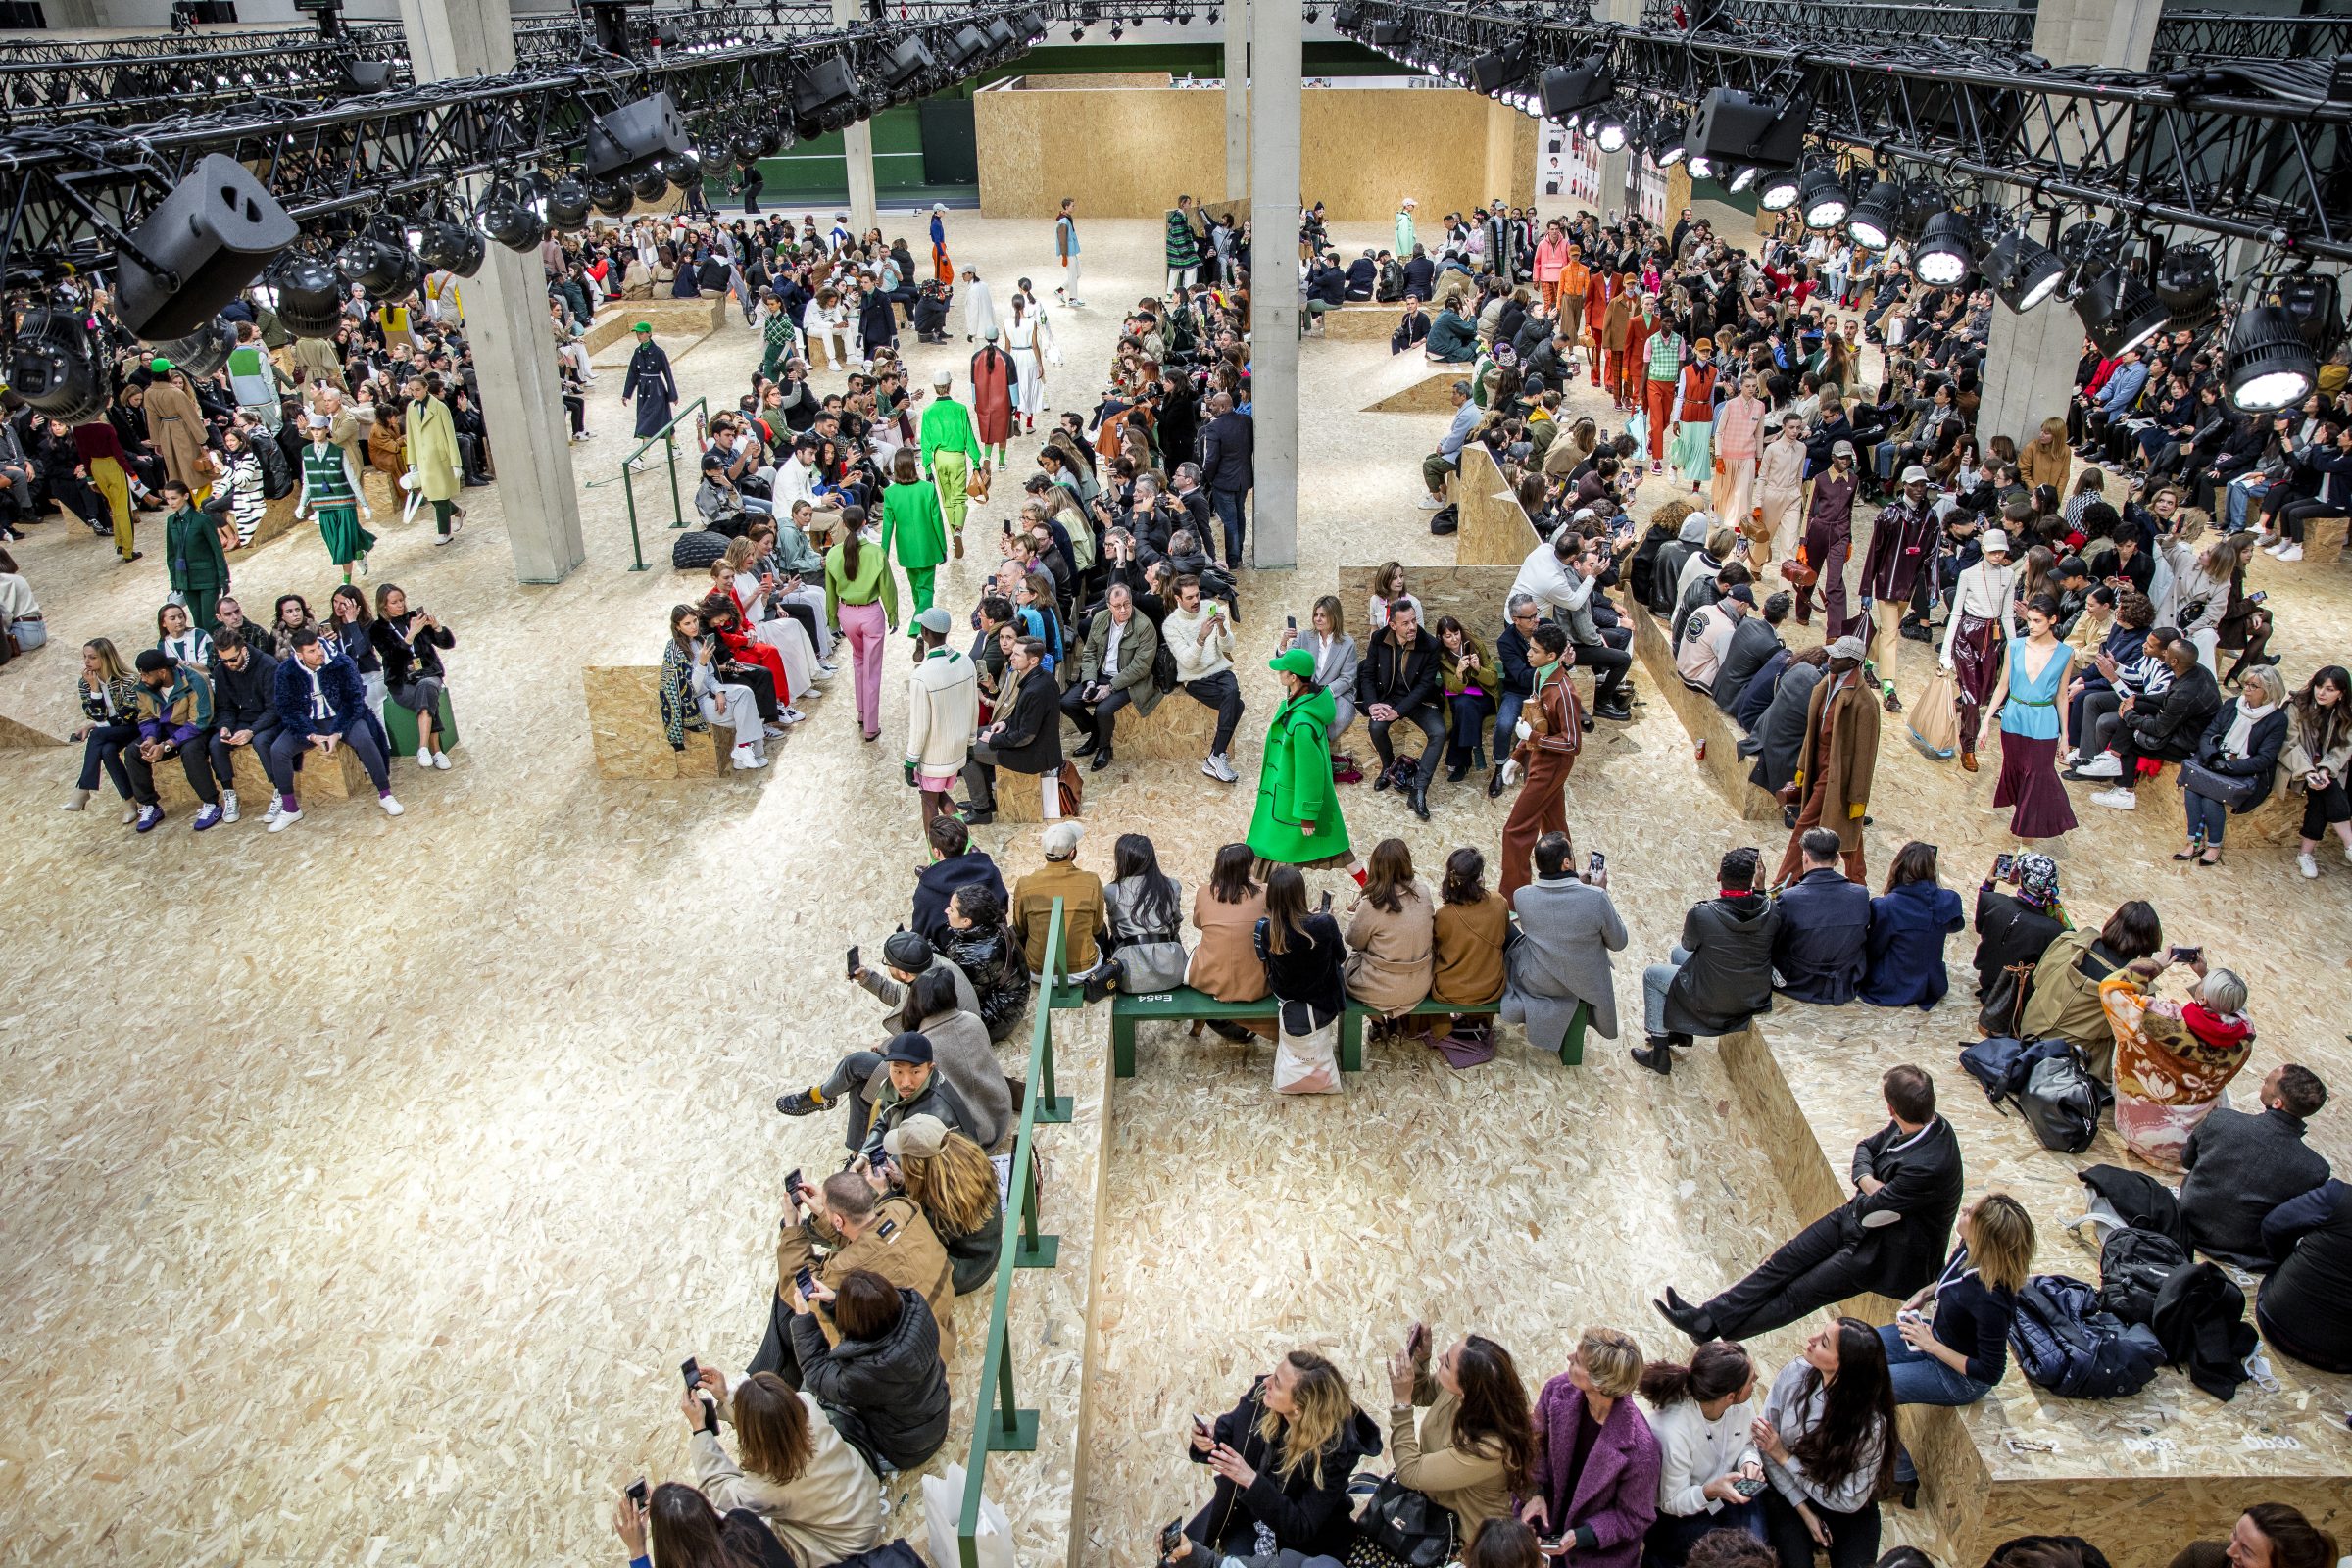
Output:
[958,897,1073,1568]
[613,396,709,572]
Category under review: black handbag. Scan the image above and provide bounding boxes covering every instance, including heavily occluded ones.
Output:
[2017,1047,2104,1153]
[2178,757,2262,811]
[1355,1476,1454,1568]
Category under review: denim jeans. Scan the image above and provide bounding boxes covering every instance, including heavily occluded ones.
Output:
[2183,789,2232,846]
[1642,944,1691,1036]
[2225,473,2267,532]
[1875,1322,1994,1482]
[1208,487,1248,568]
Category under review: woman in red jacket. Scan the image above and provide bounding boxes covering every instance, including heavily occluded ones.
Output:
[698,594,803,725]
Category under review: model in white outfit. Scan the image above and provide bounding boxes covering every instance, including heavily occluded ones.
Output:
[732,570,824,704]
[1003,306,1048,424]
[962,274,998,342]
[801,296,848,366]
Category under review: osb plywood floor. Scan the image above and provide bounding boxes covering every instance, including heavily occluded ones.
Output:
[1,212,2347,1568]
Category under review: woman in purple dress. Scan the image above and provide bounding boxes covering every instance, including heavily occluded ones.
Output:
[1984,595,2078,842]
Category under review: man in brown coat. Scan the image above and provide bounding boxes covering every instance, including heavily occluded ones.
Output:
[1498,623,1584,902]
[141,361,212,503]
[1774,635,1879,885]
[757,1170,956,1384]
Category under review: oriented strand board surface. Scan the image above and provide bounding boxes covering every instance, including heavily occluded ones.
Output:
[1630,605,1783,820]
[4,213,2352,1568]
[1720,1014,2352,1568]
[585,295,728,355]
[584,663,731,779]
[1364,371,1471,416]
[1453,444,1541,567]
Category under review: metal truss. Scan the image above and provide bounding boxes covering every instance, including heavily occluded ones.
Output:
[1346,0,2352,262]
[0,29,416,126]
[2149,9,2352,69]
[0,4,1040,284]
[1638,0,2033,56]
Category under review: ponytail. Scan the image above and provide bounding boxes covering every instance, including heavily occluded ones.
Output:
[1639,1340,1753,1409]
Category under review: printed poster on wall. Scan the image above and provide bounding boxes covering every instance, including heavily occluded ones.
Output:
[1539,119,1603,210]
[1636,160,1669,225]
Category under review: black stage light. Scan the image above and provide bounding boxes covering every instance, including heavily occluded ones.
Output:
[2226,304,2318,413]
[1756,166,1802,211]
[1334,1,1361,28]
[1912,211,1974,286]
[631,167,673,203]
[1845,176,1903,250]
[659,150,702,190]
[114,152,300,341]
[582,91,688,180]
[546,175,593,229]
[8,307,108,424]
[1468,44,1529,96]
[1537,56,1611,121]
[2152,244,2218,323]
[342,58,392,94]
[270,252,345,335]
[948,24,988,65]
[1371,21,1404,46]
[795,53,861,134]
[416,220,483,277]
[1654,130,1686,167]
[334,228,407,291]
[1980,230,2064,312]
[1689,87,1804,171]
[2074,265,2168,356]
[883,34,935,87]
[150,315,236,378]
[1797,168,1848,228]
[2274,272,2342,346]
[1594,116,1627,153]
[587,174,635,216]
[477,182,543,252]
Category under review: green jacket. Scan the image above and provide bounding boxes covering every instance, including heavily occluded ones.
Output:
[1078,608,1163,717]
[823,536,899,629]
[164,504,228,591]
[1248,685,1348,865]
[879,478,947,571]
[918,396,983,473]
[1165,209,1200,269]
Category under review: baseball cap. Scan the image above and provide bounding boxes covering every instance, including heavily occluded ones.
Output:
[1270,647,1316,679]
[632,320,652,334]
[1900,465,1930,485]
[149,356,173,373]
[1726,584,1756,606]
[1832,439,1856,458]
[880,1031,934,1065]
[884,1113,950,1161]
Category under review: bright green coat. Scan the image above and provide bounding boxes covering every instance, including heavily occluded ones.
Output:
[879,478,947,570]
[1247,684,1349,865]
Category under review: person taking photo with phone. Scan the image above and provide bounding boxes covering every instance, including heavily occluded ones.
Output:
[1182,1350,1381,1559]
[1638,1341,1765,1567]
[672,1363,882,1565]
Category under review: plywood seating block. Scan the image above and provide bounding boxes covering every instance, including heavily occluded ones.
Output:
[1363,371,1471,416]
[1317,304,1402,342]
[997,768,1072,823]
[2298,513,2347,565]
[585,295,728,356]
[232,492,306,556]
[2138,762,2304,850]
[584,664,730,780]
[153,735,367,809]
[1093,688,1219,762]
[1335,564,1523,644]
[1630,605,1781,821]
[0,710,65,749]
[1454,445,1541,567]
[1717,1021,2352,1568]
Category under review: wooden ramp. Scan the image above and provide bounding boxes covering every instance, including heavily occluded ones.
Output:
[1361,370,1468,416]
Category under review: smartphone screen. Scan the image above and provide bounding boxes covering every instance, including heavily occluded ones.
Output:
[796,1265,817,1298]
[1286,614,1297,630]
[680,1357,700,1390]
[627,1477,650,1508]
[845,944,859,980]
[1588,851,1605,876]
[1994,853,2016,879]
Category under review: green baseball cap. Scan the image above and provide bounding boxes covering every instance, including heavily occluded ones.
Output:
[1269,647,1316,679]
[633,320,653,333]
[149,356,172,372]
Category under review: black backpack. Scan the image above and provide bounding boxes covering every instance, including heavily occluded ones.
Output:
[2015,1046,2104,1153]
[1150,637,1180,695]
[672,529,730,572]
[2095,1225,2188,1326]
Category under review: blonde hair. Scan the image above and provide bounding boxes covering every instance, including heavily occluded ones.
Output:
[722,535,759,572]
[1577,1327,1646,1398]
[1256,1351,1354,1486]
[896,1129,999,1241]
[1963,1194,2035,1294]
[1649,497,1697,536]
[2240,665,2286,708]
[1704,523,1738,561]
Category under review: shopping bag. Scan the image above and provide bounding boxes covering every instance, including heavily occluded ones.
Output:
[1906,667,1961,760]
[1273,1010,1342,1095]
[923,1463,1015,1568]
[1625,410,1648,453]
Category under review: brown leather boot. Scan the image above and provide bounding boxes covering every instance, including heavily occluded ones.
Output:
[1960,748,1979,772]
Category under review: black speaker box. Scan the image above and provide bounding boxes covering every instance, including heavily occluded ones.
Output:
[116,153,298,341]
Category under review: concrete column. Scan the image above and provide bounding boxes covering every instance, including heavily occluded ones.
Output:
[1976,0,2160,449]
[398,0,586,583]
[1223,0,1249,206]
[1247,0,1299,569]
[1594,0,1643,219]
[833,0,879,232]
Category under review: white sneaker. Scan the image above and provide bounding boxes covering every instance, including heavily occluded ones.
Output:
[1416,495,1446,511]
[2341,839,2352,866]
[2073,752,2122,779]
[2279,544,2303,562]
[2090,787,2138,810]
[2298,851,2319,878]
[763,721,789,739]
[818,659,841,675]
[60,787,91,811]
[1201,753,1239,783]
[268,806,302,832]
[733,745,770,770]
[433,532,454,547]
[2262,537,2287,555]
[779,706,808,725]
[220,788,240,824]
[629,456,655,472]
[379,794,405,816]
[431,750,451,770]
[264,797,283,824]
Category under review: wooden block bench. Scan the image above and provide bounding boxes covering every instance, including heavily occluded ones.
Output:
[1092,685,1219,763]
[584,664,730,780]
[997,769,1075,823]
[1108,987,1589,1076]
[585,295,727,356]
[151,734,368,811]
[233,492,306,555]
[1316,303,1403,342]
[2298,512,2347,566]
[1631,605,1782,821]
[2137,761,2305,850]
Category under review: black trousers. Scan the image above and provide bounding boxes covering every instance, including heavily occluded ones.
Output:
[125,737,219,807]
[1061,683,1133,747]
[748,1290,807,1389]
[1575,640,1633,705]
[2276,499,2346,544]
[1183,670,1246,755]
[1368,702,1446,789]
[1761,1489,1880,1568]
[210,722,287,793]
[1698,1210,1881,1341]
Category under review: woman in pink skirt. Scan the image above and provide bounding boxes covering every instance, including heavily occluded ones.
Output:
[1983,595,2078,841]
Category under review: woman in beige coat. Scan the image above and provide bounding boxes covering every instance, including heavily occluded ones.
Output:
[683,1368,882,1566]
[1345,838,1435,1025]
[1188,842,1273,1040]
[1384,1322,1537,1534]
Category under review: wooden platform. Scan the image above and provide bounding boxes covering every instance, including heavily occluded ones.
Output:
[1629,605,1782,821]
[583,664,733,780]
[1719,1010,2352,1568]
[1363,370,1472,416]
[585,295,728,357]
[1313,303,1402,342]
[1093,685,1220,764]
[1451,445,1540,568]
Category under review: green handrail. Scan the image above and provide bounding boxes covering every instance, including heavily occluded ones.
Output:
[614,396,709,571]
[957,897,1070,1568]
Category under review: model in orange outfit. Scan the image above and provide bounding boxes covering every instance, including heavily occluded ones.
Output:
[1584,266,1612,386]
[1618,288,1652,413]
[1558,247,1592,357]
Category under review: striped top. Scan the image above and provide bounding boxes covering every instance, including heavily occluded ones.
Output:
[302,443,356,504]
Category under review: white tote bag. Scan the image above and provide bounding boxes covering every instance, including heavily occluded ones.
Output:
[923,1462,1015,1568]
[1272,1010,1342,1095]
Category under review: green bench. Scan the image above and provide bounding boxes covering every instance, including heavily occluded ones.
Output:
[381,688,458,759]
[1106,988,1589,1077]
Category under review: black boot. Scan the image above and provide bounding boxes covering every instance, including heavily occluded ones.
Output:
[1631,1035,1675,1074]
[1409,784,1431,821]
[1652,1291,1716,1343]
[1487,763,1507,799]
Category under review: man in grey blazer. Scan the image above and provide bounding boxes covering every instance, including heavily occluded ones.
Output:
[1501,831,1628,1055]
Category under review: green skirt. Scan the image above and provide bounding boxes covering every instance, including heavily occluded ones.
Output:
[317,502,376,566]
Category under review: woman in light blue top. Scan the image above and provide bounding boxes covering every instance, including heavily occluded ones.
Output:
[1984,595,2078,842]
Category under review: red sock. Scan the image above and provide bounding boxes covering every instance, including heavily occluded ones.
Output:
[1350,868,1369,888]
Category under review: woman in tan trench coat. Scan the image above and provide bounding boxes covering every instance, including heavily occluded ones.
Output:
[1345,838,1436,1026]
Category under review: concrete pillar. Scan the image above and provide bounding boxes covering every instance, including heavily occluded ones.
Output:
[397,0,586,583]
[1976,0,2161,449]
[1594,0,1643,219]
[1247,0,1298,569]
[1223,0,1249,206]
[833,0,879,232]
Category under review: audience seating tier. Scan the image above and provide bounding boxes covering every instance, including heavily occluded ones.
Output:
[1717,1016,2352,1568]
[584,295,729,357]
[1363,372,1472,416]
[1629,606,1783,821]
[0,711,65,750]
[1108,988,1587,1077]
[2298,514,2347,566]
[1450,445,1543,568]
[1314,304,1404,342]
[235,492,307,556]
[583,664,731,780]
[2134,763,2305,850]
[1075,685,1220,763]
[151,736,368,809]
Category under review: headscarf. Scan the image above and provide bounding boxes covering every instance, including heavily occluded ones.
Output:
[2014,853,2061,911]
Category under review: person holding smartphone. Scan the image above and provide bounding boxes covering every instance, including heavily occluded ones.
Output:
[2099,946,2257,1169]
[1524,1327,1661,1564]
[1637,1341,1763,1567]
[1182,1349,1380,1559]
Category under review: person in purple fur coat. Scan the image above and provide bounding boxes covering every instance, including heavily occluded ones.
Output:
[1522,1327,1663,1568]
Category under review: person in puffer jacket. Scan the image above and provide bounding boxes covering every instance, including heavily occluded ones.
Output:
[789,1268,951,1474]
[1184,1351,1383,1559]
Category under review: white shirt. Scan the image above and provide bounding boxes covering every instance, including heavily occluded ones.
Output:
[1941,559,2020,663]
[1164,602,1234,682]
[1510,542,1596,615]
[1650,1396,1761,1519]
[0,571,41,621]
[1102,616,1125,677]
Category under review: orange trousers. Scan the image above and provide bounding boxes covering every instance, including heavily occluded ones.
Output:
[1645,378,1676,462]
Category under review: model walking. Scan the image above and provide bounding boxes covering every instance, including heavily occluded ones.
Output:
[1984,596,2077,842]
[1940,527,2020,772]
[296,413,375,586]
[1002,294,1048,435]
